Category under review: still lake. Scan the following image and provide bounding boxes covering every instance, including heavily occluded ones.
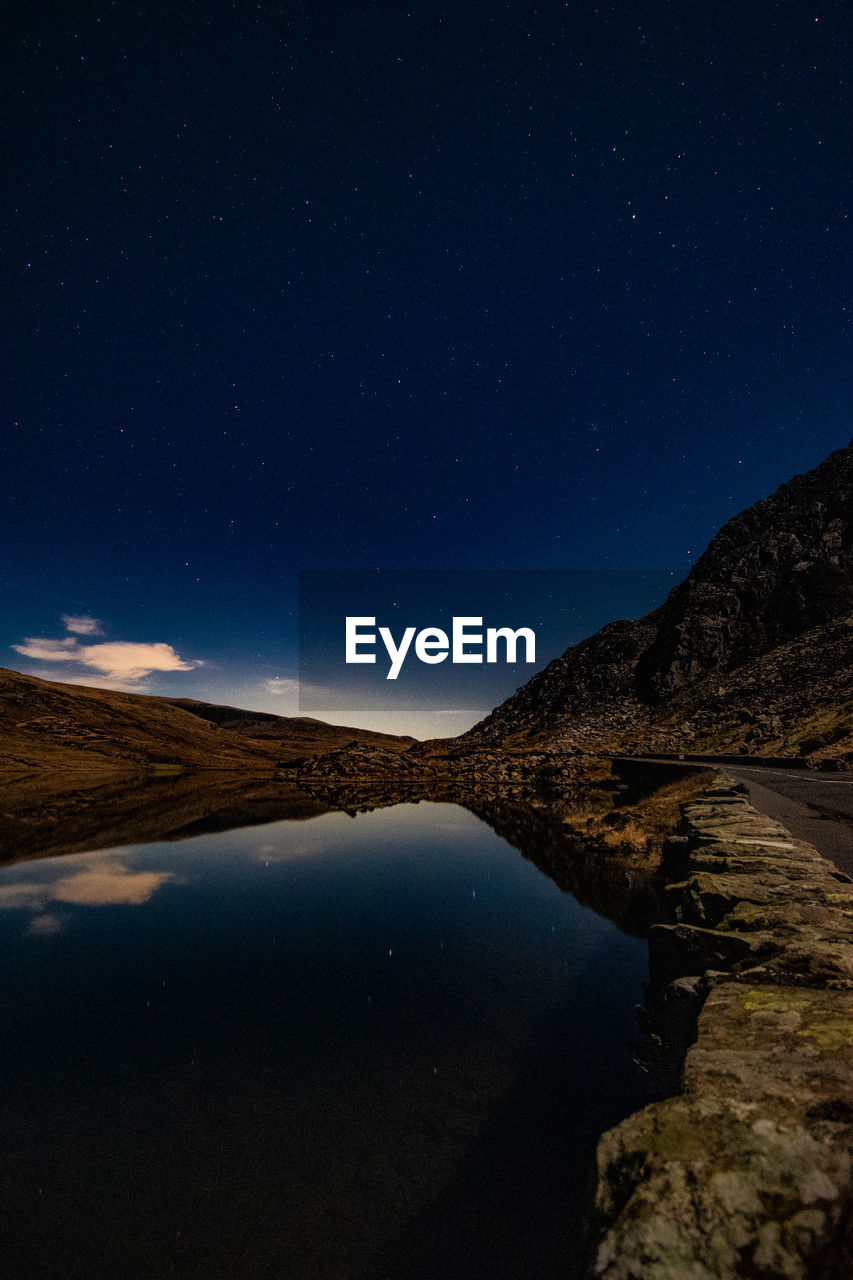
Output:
[0,800,650,1279]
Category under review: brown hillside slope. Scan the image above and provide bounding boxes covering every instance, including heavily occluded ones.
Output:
[0,667,415,776]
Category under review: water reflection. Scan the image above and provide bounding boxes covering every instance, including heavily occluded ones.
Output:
[0,773,662,935]
[0,850,179,919]
[0,788,652,1279]
[0,771,333,865]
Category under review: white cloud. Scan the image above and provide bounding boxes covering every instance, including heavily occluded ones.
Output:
[12,619,202,686]
[62,614,103,636]
[264,677,300,697]
[76,641,200,681]
[13,637,80,662]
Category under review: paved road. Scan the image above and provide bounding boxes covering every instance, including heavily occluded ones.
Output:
[726,764,853,878]
[616,757,853,877]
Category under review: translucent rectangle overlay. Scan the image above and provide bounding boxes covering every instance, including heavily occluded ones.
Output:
[298,570,679,738]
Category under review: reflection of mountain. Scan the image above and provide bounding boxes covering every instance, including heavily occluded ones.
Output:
[0,666,416,776]
[459,439,853,761]
[0,771,332,865]
[461,795,664,937]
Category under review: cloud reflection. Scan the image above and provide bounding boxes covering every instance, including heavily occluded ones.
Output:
[256,841,321,864]
[53,857,179,905]
[0,850,180,934]
[26,913,65,936]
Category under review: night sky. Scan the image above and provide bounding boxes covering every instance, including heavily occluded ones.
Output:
[3,0,851,736]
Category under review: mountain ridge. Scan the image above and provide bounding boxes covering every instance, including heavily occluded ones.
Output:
[459,438,853,761]
[0,666,416,776]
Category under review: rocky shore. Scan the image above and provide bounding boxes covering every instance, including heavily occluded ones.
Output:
[589,773,853,1278]
[293,739,584,795]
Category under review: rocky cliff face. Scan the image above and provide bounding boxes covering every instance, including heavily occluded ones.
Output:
[463,439,853,756]
[636,438,853,698]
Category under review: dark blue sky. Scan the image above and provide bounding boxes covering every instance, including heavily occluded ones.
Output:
[3,0,851,734]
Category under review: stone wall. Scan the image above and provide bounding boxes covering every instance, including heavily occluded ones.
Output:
[588,773,853,1279]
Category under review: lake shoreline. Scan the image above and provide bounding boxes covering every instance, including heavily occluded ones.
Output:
[588,771,853,1278]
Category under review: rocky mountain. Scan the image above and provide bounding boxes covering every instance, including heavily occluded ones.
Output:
[0,667,415,776]
[461,439,853,761]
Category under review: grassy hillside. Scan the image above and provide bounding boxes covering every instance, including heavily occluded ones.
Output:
[0,667,415,776]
